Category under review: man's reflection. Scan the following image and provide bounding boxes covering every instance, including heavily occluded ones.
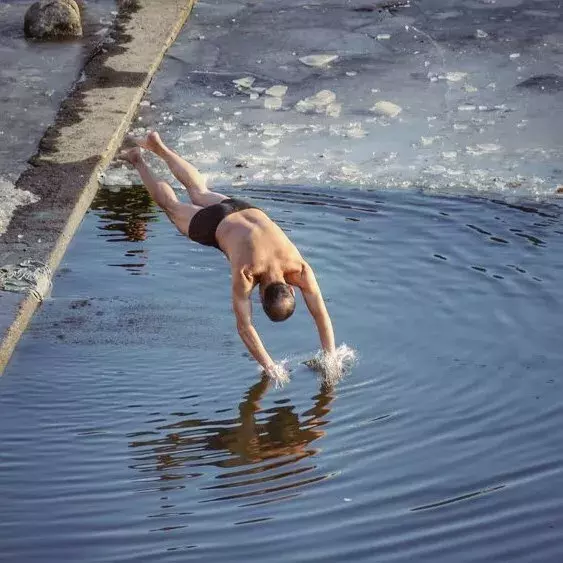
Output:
[129,377,334,481]
[93,187,157,243]
[92,187,157,273]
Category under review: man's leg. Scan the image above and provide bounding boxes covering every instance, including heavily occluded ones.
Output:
[135,132,227,207]
[120,147,201,236]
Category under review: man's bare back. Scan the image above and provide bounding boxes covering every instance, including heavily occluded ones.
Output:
[120,132,336,383]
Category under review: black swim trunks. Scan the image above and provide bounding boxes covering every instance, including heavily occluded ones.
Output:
[188,197,258,249]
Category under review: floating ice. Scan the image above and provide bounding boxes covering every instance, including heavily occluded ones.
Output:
[295,89,337,114]
[326,103,342,118]
[98,167,142,187]
[193,151,221,164]
[476,29,489,38]
[264,97,282,110]
[377,34,391,40]
[442,151,458,159]
[249,92,259,100]
[420,136,439,146]
[467,143,503,155]
[458,104,476,111]
[509,53,521,59]
[262,138,280,148]
[346,71,357,77]
[298,54,338,67]
[181,131,204,142]
[265,85,288,97]
[261,124,285,137]
[212,90,226,97]
[371,101,402,118]
[344,124,367,138]
[445,71,467,82]
[233,76,255,89]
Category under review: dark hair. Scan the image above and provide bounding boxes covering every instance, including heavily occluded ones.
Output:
[262,282,295,322]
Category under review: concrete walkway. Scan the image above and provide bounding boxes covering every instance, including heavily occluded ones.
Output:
[0,0,194,373]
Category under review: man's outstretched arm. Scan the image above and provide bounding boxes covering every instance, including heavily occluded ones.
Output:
[232,272,275,371]
[297,263,336,354]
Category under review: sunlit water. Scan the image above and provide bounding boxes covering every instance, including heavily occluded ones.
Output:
[1,187,563,562]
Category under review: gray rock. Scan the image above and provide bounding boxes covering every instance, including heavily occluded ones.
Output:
[24,0,82,40]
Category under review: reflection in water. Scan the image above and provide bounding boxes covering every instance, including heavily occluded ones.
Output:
[129,377,334,503]
[91,188,158,273]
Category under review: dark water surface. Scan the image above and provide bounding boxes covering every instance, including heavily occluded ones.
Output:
[1,188,563,562]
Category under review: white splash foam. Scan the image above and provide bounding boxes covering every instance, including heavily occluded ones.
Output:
[0,178,39,237]
[264,360,291,388]
[308,344,357,387]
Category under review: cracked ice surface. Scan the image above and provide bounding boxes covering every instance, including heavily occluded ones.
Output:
[108,0,563,199]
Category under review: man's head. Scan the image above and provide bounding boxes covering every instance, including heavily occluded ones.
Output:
[261,282,296,322]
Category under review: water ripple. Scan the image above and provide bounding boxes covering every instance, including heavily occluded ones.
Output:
[1,187,563,562]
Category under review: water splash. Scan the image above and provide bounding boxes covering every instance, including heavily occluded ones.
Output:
[306,344,358,387]
[264,360,291,388]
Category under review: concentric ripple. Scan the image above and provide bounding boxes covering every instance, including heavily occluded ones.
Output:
[1,187,562,562]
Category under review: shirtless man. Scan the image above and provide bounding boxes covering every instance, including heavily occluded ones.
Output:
[120,132,335,382]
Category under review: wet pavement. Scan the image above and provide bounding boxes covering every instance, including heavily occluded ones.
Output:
[0,0,117,235]
[103,0,563,199]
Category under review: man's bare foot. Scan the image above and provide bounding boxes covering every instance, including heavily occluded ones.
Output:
[134,131,167,157]
[118,147,142,165]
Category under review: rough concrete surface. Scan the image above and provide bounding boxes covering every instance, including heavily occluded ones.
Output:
[0,0,118,229]
[0,0,195,374]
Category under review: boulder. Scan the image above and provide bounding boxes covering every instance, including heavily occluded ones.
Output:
[24,0,82,40]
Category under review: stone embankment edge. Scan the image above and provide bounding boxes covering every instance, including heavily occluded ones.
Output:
[0,0,195,374]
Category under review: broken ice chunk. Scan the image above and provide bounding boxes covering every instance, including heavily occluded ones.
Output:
[442,151,458,159]
[99,166,142,187]
[420,136,438,146]
[476,29,488,38]
[265,85,288,97]
[376,34,391,40]
[262,124,285,137]
[249,92,259,100]
[264,97,282,110]
[345,124,367,138]
[458,104,476,111]
[509,53,521,59]
[476,143,502,152]
[326,103,342,118]
[233,77,255,89]
[346,71,357,77]
[262,138,280,148]
[298,54,338,67]
[295,90,337,113]
[212,91,226,97]
[371,101,402,118]
[445,72,467,82]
